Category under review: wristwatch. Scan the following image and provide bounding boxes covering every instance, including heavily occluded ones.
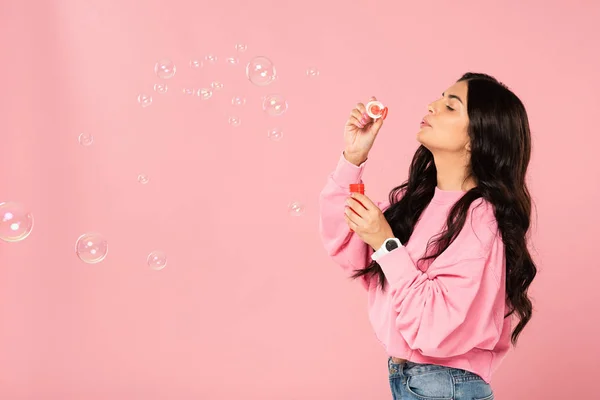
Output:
[371,237,402,261]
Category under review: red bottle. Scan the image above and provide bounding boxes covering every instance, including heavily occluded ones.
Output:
[349,183,364,195]
[348,183,365,214]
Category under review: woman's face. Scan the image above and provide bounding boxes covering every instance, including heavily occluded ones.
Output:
[417,80,471,154]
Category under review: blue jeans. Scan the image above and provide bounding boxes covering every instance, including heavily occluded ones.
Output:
[388,357,494,400]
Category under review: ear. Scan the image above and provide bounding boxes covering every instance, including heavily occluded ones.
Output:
[465,141,471,152]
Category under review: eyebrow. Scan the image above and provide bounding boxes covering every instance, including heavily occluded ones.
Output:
[442,92,464,104]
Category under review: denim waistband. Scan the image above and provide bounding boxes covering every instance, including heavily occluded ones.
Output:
[388,356,483,381]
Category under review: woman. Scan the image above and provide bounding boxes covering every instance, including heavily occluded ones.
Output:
[318,72,537,399]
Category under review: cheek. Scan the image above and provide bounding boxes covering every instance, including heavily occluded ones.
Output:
[444,119,469,145]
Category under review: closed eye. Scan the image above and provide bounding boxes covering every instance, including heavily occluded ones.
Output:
[446,105,454,111]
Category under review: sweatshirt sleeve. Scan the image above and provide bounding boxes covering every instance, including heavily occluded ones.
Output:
[376,205,505,358]
[318,152,388,290]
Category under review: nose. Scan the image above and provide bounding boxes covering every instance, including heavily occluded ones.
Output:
[427,100,438,114]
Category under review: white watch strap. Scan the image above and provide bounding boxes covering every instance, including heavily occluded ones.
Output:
[371,238,401,261]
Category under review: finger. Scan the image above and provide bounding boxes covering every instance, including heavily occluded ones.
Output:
[347,197,367,214]
[349,110,364,125]
[351,109,370,122]
[370,116,384,134]
[351,109,362,119]
[344,213,359,231]
[354,109,372,127]
[350,192,375,209]
[356,102,366,114]
[347,116,365,129]
[344,204,364,224]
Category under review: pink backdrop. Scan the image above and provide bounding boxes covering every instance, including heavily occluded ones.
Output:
[1,0,599,399]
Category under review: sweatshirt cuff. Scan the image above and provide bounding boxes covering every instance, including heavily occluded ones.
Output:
[331,151,367,188]
[376,246,421,285]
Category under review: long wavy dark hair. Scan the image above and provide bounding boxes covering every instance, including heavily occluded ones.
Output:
[351,72,537,347]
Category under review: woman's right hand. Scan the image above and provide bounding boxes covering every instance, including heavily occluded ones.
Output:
[343,96,385,165]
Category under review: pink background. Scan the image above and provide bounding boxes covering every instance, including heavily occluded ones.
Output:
[1,0,599,399]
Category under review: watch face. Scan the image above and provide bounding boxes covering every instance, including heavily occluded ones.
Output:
[385,240,399,251]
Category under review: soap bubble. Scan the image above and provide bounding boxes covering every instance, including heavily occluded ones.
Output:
[267,128,283,141]
[211,81,224,90]
[198,88,212,100]
[235,43,247,52]
[137,94,152,107]
[154,59,176,79]
[75,232,108,264]
[137,173,149,184]
[306,67,320,77]
[182,88,195,96]
[231,96,246,106]
[226,57,239,65]
[147,250,167,270]
[288,202,305,217]
[153,83,168,94]
[189,59,202,69]
[0,202,34,242]
[228,116,241,127]
[246,56,276,86]
[262,94,288,116]
[78,133,93,146]
[205,54,217,64]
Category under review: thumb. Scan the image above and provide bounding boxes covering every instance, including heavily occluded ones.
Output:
[371,117,384,135]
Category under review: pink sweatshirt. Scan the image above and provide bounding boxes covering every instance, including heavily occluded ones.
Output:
[318,153,512,384]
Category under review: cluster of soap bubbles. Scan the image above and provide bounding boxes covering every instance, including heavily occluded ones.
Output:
[1,44,321,268]
[0,203,166,269]
[146,52,292,127]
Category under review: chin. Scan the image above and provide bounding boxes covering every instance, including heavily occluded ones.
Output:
[416,130,429,147]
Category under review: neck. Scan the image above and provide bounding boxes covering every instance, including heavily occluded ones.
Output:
[432,151,476,191]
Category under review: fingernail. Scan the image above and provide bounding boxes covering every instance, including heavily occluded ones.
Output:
[362,112,369,120]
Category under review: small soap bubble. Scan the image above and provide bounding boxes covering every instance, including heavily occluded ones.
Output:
[75,232,108,264]
[154,59,176,79]
[228,116,241,127]
[182,88,195,96]
[189,59,203,69]
[205,54,217,64]
[231,96,246,106]
[137,173,149,184]
[267,128,283,141]
[306,67,320,77]
[0,202,34,242]
[147,250,167,270]
[211,81,223,90]
[78,133,93,146]
[246,56,276,86]
[262,94,288,116]
[198,88,212,100]
[288,202,305,217]
[137,94,152,107]
[153,83,168,94]
[226,57,239,65]
[235,43,247,52]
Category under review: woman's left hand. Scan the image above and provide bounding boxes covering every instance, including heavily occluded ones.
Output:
[344,192,395,250]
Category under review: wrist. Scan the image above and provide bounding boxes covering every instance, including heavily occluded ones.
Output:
[343,151,367,166]
[371,236,390,251]
[373,231,396,250]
